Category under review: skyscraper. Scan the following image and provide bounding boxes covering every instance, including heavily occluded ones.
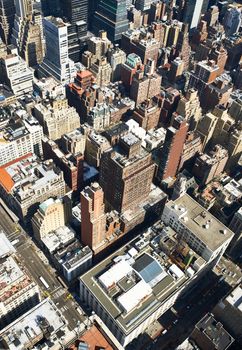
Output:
[181,0,204,30]
[61,0,89,61]
[12,0,44,67]
[99,133,155,213]
[38,17,75,84]
[81,182,107,252]
[0,0,15,44]
[157,114,188,182]
[93,0,129,42]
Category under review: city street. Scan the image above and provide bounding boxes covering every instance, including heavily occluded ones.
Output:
[0,204,86,330]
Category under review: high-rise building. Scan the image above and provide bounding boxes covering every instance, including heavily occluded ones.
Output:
[0,46,33,96]
[107,45,126,82]
[61,0,89,61]
[89,57,112,87]
[192,145,228,186]
[157,115,188,182]
[0,0,15,44]
[38,17,75,84]
[34,97,80,141]
[175,23,191,70]
[93,0,129,42]
[32,197,71,241]
[135,0,152,11]
[81,182,107,252]
[176,88,202,130]
[17,11,45,67]
[223,7,241,37]
[100,133,155,213]
[182,0,204,30]
[188,60,219,98]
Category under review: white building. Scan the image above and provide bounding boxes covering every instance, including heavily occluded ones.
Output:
[161,194,234,264]
[32,197,71,241]
[0,299,69,350]
[34,97,80,140]
[0,47,33,96]
[39,17,75,84]
[79,218,222,347]
[0,116,43,166]
[0,232,40,328]
[0,156,66,220]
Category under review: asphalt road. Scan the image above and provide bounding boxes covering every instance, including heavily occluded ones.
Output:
[0,204,86,330]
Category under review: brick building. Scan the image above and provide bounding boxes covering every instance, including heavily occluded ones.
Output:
[99,133,155,213]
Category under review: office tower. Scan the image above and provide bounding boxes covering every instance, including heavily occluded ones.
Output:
[120,53,143,91]
[130,68,161,105]
[203,5,219,27]
[149,1,166,23]
[32,197,71,241]
[190,315,234,350]
[38,17,75,84]
[188,60,219,97]
[19,12,45,67]
[12,0,32,44]
[41,0,62,17]
[107,45,126,82]
[192,145,228,186]
[90,57,112,87]
[176,89,202,130]
[135,0,152,11]
[157,115,188,182]
[132,99,161,131]
[127,7,142,28]
[0,0,15,44]
[60,0,88,61]
[162,194,234,265]
[224,36,242,70]
[182,0,204,30]
[223,7,241,37]
[169,57,184,84]
[178,131,203,171]
[175,23,191,70]
[0,46,33,96]
[0,233,40,328]
[100,133,155,213]
[209,45,228,76]
[93,0,129,42]
[34,98,80,140]
[202,74,233,111]
[81,182,107,252]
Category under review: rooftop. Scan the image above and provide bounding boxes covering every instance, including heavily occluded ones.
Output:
[42,226,76,254]
[0,155,63,198]
[68,324,114,350]
[80,220,206,334]
[0,299,67,350]
[167,194,234,251]
[0,232,16,258]
[0,255,35,303]
[193,314,234,350]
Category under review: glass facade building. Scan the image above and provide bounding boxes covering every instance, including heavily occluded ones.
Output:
[93,0,129,42]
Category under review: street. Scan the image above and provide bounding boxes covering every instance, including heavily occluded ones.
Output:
[0,204,86,330]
